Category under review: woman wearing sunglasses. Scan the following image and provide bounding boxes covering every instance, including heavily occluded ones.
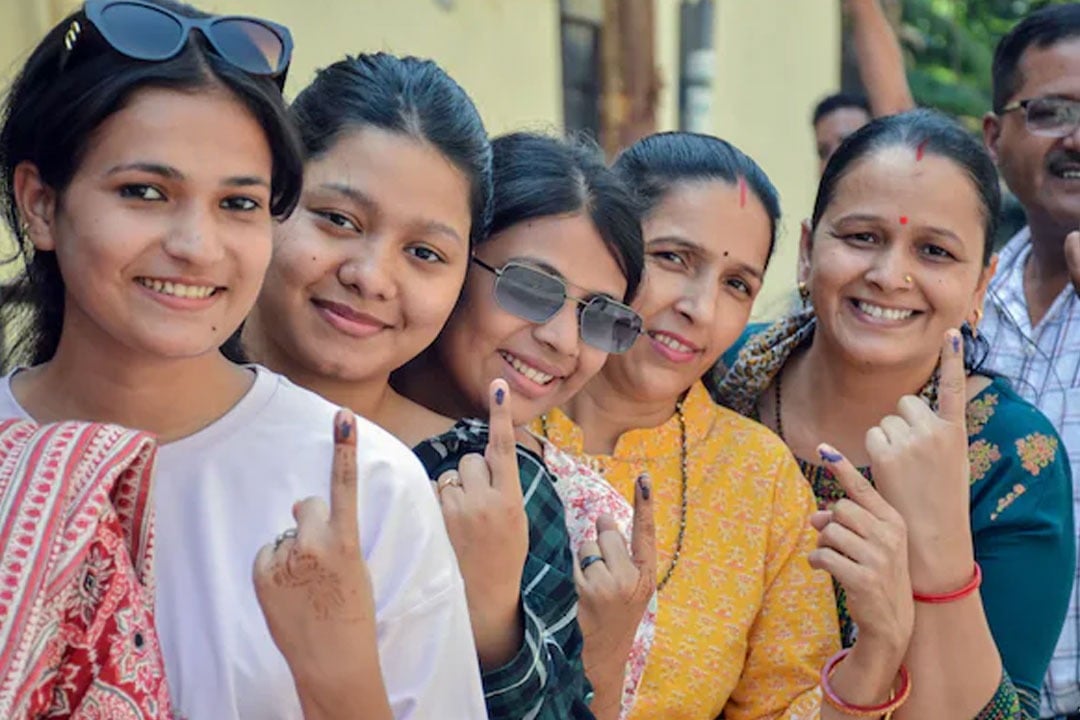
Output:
[712,111,1074,719]
[245,119,653,717]
[0,2,485,719]
[394,132,656,720]
[239,53,603,720]
[243,119,650,715]
[529,132,900,720]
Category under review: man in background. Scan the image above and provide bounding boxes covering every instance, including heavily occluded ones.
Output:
[812,0,914,174]
[980,5,1080,718]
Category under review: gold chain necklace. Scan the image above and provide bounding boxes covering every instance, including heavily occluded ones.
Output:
[539,402,689,592]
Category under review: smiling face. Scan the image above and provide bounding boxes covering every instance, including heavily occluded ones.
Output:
[21,86,274,360]
[985,37,1080,234]
[599,180,771,403]
[802,145,994,370]
[248,126,472,382]
[435,212,628,424]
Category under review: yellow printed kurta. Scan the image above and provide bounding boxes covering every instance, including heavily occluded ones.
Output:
[534,382,838,720]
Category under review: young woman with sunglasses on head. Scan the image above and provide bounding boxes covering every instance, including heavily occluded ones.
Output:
[239,53,602,720]
[0,2,486,719]
[714,110,1074,718]
[528,132,923,720]
[394,132,656,720]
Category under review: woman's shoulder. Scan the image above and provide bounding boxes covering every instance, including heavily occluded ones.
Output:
[966,376,1069,491]
[246,367,431,487]
[411,418,486,477]
[700,398,804,483]
[693,402,818,530]
[412,418,549,482]
[717,322,771,373]
[968,377,1062,447]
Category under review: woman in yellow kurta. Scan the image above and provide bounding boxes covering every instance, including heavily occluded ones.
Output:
[534,133,917,720]
[539,382,835,719]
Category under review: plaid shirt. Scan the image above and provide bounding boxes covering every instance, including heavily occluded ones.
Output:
[980,228,1080,717]
[414,419,595,720]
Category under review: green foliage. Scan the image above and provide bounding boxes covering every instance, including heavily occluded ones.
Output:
[901,0,1073,124]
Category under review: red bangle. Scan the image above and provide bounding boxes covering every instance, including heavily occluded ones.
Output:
[821,648,911,717]
[912,562,982,604]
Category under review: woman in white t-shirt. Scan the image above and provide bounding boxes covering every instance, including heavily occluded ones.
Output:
[0,2,485,719]
[237,54,614,719]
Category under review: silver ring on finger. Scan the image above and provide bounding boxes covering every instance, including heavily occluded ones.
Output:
[273,527,298,551]
[579,554,605,572]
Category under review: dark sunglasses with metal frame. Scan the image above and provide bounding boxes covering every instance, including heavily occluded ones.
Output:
[471,257,643,354]
[60,0,293,89]
[1001,96,1080,138]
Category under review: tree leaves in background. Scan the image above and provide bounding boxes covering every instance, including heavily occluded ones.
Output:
[899,0,1073,126]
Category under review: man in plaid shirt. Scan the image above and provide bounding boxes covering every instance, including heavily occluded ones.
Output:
[981,5,1080,717]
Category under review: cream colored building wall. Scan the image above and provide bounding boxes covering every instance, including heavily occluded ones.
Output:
[713,1,841,319]
[0,0,564,135]
[205,0,564,136]
[651,0,840,320]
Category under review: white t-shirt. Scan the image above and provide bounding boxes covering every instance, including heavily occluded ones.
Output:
[0,366,486,720]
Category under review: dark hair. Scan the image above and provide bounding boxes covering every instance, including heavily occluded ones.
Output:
[290,52,492,247]
[811,109,1001,370]
[612,131,783,264]
[485,132,643,302]
[812,93,871,125]
[992,4,1080,112]
[0,0,303,367]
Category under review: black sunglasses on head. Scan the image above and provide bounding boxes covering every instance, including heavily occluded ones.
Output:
[471,257,643,354]
[61,0,293,89]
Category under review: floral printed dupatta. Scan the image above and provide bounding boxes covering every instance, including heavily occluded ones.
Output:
[0,420,172,719]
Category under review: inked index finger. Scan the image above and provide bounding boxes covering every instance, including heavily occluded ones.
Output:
[937,329,966,426]
[630,474,657,578]
[485,379,521,498]
[329,408,360,539]
[817,443,893,521]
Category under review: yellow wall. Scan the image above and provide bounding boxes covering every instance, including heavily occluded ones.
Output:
[710,0,841,318]
[1,0,564,135]
[0,0,838,318]
[207,0,565,136]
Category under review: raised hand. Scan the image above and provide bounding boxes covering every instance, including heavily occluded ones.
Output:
[809,447,913,657]
[573,475,657,720]
[253,409,390,717]
[867,329,974,593]
[434,379,529,668]
[1066,229,1080,294]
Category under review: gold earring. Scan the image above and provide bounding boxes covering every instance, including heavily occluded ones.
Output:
[798,281,810,306]
[19,221,29,237]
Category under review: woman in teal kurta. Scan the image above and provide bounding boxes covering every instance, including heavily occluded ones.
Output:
[713,310,1074,717]
[711,110,1075,718]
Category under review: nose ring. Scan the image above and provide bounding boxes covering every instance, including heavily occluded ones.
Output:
[904,274,913,285]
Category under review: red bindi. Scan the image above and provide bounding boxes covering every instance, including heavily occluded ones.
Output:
[899,216,909,225]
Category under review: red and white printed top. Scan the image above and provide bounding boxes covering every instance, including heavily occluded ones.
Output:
[0,419,172,719]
